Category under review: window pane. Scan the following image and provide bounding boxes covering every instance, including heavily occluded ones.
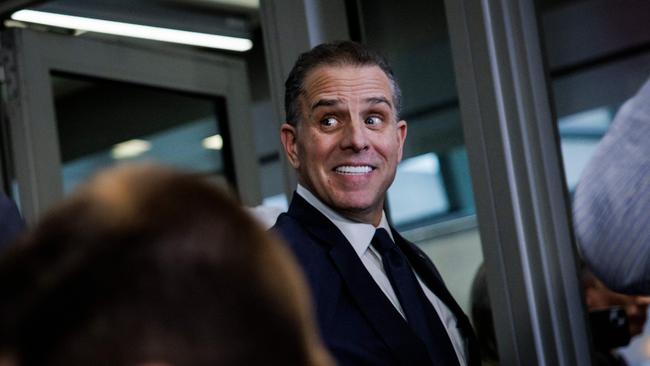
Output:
[387,153,448,227]
[557,107,613,191]
[52,73,231,194]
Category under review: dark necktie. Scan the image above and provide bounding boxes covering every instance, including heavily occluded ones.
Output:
[371,228,460,366]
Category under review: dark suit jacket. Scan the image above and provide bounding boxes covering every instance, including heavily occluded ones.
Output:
[0,193,24,250]
[273,193,480,366]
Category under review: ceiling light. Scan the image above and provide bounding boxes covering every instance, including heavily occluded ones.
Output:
[111,139,151,159]
[202,134,223,150]
[11,10,253,52]
[199,0,259,9]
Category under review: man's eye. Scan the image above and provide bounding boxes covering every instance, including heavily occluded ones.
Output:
[320,117,338,127]
[365,116,383,125]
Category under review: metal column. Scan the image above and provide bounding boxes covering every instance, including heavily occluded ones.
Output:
[444,0,591,364]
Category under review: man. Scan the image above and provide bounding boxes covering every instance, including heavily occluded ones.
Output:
[0,165,334,366]
[273,41,479,365]
[573,76,650,295]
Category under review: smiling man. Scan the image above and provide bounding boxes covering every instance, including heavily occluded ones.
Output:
[273,41,479,366]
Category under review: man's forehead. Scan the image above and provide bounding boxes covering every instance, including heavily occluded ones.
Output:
[301,64,393,102]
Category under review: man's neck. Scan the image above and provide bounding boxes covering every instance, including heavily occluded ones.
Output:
[296,184,395,249]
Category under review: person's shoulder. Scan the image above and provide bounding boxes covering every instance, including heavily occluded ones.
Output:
[271,212,297,233]
[270,212,311,248]
[270,213,334,277]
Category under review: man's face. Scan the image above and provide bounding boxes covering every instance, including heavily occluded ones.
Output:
[281,65,407,225]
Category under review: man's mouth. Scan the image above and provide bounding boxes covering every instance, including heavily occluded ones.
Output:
[334,165,374,175]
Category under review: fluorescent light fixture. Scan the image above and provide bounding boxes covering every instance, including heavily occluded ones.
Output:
[11,10,253,52]
[202,134,223,150]
[200,0,259,9]
[111,139,151,159]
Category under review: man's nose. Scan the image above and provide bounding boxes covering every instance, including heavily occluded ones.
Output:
[341,118,369,152]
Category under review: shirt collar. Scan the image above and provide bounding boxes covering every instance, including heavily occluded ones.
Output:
[296,184,394,257]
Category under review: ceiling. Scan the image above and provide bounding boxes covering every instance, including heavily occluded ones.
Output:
[4,0,260,39]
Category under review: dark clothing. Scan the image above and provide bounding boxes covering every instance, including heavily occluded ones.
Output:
[0,194,24,249]
[273,193,480,366]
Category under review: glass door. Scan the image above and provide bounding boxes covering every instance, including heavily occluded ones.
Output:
[1,27,260,223]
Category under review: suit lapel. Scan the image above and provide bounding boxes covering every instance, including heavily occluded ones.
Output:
[287,194,431,365]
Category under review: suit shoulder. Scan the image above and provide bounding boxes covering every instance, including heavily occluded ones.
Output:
[271,213,304,243]
[269,213,324,254]
[269,213,334,291]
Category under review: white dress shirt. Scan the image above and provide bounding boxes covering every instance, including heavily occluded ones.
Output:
[297,185,467,365]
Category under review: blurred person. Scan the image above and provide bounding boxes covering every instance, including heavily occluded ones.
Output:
[0,165,334,366]
[573,76,650,295]
[274,40,479,365]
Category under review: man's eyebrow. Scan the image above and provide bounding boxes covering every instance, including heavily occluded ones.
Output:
[366,96,392,107]
[311,99,341,111]
[310,96,392,111]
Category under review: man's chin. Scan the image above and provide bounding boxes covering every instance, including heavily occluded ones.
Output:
[330,199,371,212]
[330,200,381,224]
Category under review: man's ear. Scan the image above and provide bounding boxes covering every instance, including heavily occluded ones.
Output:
[280,123,301,169]
[396,120,407,163]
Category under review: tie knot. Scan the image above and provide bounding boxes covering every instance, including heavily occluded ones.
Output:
[371,228,394,254]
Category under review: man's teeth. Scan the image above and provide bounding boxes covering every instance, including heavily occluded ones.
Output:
[335,166,372,174]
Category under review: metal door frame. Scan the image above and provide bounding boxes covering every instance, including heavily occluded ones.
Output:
[444,0,590,364]
[1,28,260,223]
